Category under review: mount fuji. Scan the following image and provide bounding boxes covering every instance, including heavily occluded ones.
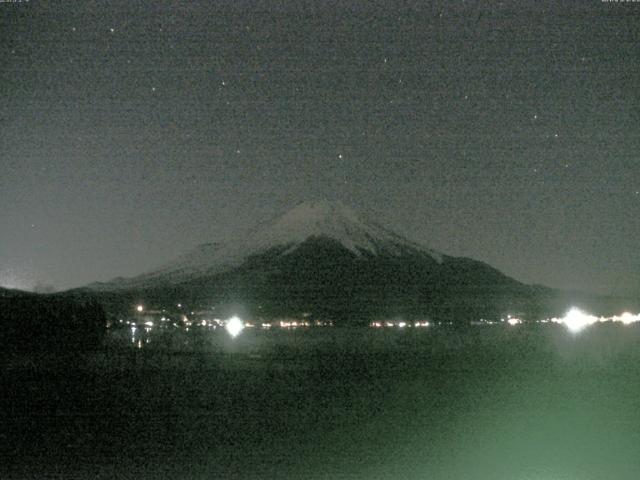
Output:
[94,200,445,288]
[87,200,543,322]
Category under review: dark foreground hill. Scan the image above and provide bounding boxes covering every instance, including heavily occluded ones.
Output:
[0,287,106,353]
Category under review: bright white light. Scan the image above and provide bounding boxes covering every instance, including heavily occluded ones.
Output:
[144,321,153,327]
[136,305,144,313]
[507,318,521,326]
[398,321,407,328]
[562,307,597,333]
[225,316,245,338]
[617,312,640,325]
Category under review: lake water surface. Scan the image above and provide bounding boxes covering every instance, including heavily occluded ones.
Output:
[3,324,640,479]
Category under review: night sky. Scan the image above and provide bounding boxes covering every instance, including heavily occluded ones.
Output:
[1,0,639,295]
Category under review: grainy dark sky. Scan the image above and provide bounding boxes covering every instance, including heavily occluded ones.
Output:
[1,0,639,295]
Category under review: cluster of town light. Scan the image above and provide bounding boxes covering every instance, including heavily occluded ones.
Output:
[546,308,640,333]
[370,307,640,333]
[131,303,640,337]
[500,308,640,333]
[370,321,431,328]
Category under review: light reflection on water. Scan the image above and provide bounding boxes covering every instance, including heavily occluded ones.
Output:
[9,323,640,480]
[112,320,640,361]
[97,323,640,480]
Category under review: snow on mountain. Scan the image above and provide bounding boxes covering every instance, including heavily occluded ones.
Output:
[243,200,442,259]
[91,200,443,290]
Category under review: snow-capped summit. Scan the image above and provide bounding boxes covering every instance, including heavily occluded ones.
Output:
[92,200,442,290]
[242,199,442,259]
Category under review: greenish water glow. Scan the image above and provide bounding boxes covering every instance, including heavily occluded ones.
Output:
[3,325,640,479]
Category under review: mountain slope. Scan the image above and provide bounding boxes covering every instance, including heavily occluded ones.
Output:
[90,200,444,291]
[86,200,539,322]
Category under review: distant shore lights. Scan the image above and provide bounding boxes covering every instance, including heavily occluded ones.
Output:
[506,315,522,326]
[560,308,598,333]
[225,316,245,338]
[553,307,640,333]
